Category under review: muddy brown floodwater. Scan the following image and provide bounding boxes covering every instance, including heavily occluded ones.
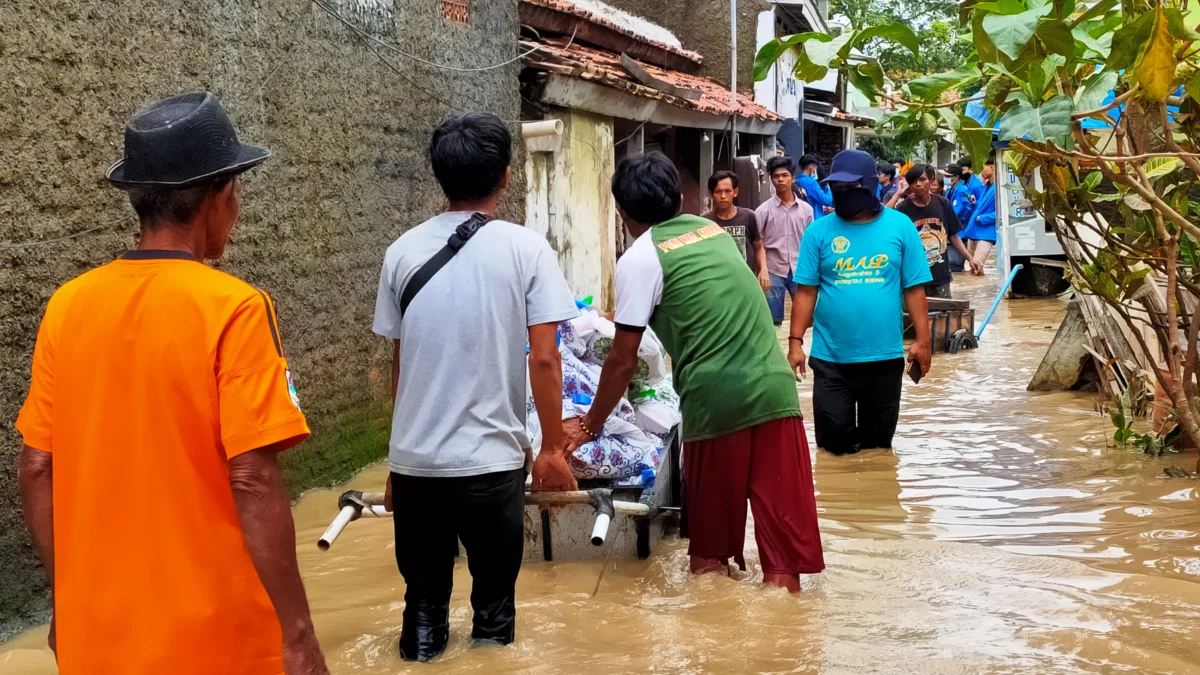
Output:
[6,274,1200,674]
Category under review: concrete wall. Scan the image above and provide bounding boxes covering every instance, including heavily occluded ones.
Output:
[603,0,772,91]
[0,0,522,639]
[524,108,617,309]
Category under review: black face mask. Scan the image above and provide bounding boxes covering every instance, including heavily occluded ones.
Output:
[832,188,882,220]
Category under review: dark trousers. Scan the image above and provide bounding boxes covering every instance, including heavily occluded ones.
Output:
[391,468,526,662]
[810,357,905,456]
[926,282,952,299]
[947,245,965,272]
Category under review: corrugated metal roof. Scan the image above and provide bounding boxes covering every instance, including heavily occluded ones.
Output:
[524,37,782,122]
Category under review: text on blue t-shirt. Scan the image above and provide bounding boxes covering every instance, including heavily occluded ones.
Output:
[793,208,933,363]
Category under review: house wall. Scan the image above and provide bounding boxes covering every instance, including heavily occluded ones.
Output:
[0,0,522,638]
[603,0,771,90]
[524,108,617,309]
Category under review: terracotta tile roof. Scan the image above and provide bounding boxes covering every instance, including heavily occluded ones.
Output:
[522,0,703,65]
[523,37,782,122]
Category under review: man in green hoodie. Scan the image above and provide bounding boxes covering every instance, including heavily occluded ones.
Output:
[564,152,824,591]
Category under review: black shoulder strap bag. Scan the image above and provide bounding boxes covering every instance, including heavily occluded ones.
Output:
[398,212,491,317]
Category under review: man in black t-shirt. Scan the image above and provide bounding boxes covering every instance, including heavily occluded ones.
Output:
[896,164,982,298]
[703,170,771,291]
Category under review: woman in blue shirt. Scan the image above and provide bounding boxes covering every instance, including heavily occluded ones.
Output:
[960,158,998,266]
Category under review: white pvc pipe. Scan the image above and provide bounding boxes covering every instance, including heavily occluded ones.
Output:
[317,504,390,550]
[321,491,651,550]
[318,505,356,551]
[590,512,612,546]
[521,119,563,139]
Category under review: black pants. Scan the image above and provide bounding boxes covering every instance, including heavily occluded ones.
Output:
[810,357,905,456]
[391,468,525,662]
[925,281,952,299]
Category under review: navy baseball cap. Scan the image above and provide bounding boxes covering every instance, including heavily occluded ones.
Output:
[822,149,880,192]
[939,163,964,177]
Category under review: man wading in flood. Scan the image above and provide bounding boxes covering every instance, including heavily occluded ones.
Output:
[701,170,770,291]
[373,112,578,661]
[755,156,814,326]
[566,152,824,591]
[895,163,983,299]
[789,149,933,456]
[17,92,329,674]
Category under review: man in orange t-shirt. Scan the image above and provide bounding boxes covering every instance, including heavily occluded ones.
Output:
[15,92,329,675]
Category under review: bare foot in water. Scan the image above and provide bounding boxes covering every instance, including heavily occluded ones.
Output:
[689,556,736,576]
[762,572,801,592]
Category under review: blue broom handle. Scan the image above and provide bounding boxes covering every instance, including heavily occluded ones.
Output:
[975,264,1024,340]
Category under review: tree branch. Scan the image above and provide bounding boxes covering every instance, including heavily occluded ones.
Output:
[1159,101,1200,178]
[1149,206,1200,462]
[1072,86,1140,120]
[882,93,984,109]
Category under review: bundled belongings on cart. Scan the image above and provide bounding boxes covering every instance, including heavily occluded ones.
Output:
[317,302,683,561]
[525,301,681,487]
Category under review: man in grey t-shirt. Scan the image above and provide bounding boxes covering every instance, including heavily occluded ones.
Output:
[372,113,578,662]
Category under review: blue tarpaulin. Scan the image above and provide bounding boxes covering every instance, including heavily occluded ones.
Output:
[965,84,1181,134]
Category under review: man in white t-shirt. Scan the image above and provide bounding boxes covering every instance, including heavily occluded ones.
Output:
[372,113,578,662]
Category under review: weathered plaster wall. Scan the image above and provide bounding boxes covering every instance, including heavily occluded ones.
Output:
[0,0,522,638]
[603,0,771,91]
[524,108,616,309]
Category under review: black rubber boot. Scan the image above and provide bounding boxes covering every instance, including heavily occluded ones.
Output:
[399,599,451,663]
[470,596,516,646]
[399,620,450,662]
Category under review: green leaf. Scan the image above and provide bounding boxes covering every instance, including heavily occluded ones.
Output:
[846,66,881,104]
[1143,156,1183,178]
[1090,192,1121,202]
[973,11,1004,64]
[1074,71,1119,113]
[1037,19,1075,57]
[752,33,832,82]
[960,0,979,26]
[1181,234,1200,267]
[972,0,1027,15]
[878,109,914,127]
[1073,0,1117,27]
[858,61,886,89]
[805,32,854,68]
[938,107,961,132]
[1187,72,1200,104]
[1107,11,1155,72]
[1074,24,1112,59]
[1082,171,1102,190]
[792,51,829,83]
[984,4,1054,59]
[1089,14,1124,39]
[985,62,1028,86]
[848,24,920,56]
[1026,60,1048,99]
[999,94,1074,147]
[957,114,995,169]
[1041,54,1066,84]
[1165,7,1200,41]
[907,66,982,102]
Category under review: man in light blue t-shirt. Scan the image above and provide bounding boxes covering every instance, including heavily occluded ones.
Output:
[787,149,933,456]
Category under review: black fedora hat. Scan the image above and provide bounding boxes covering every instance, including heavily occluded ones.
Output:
[107,92,270,189]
